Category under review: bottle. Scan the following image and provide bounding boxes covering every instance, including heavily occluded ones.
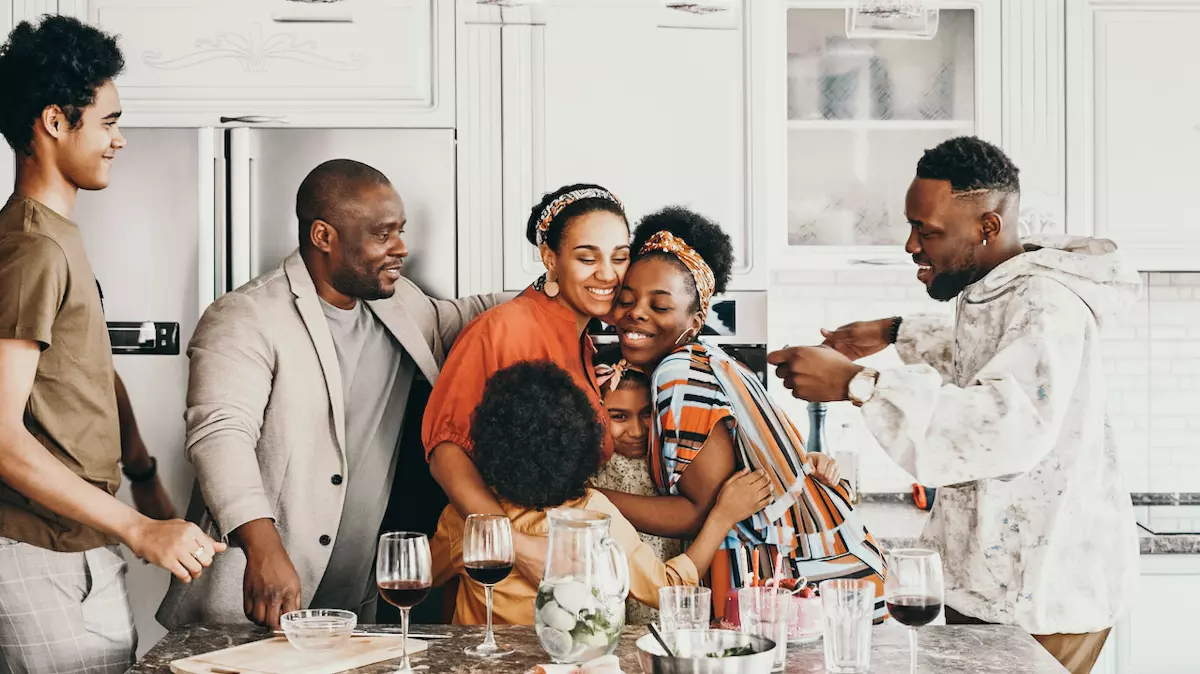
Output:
[806,402,828,454]
[834,423,861,506]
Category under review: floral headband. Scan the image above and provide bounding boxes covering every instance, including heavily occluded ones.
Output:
[595,359,641,393]
[639,230,716,319]
[535,188,624,247]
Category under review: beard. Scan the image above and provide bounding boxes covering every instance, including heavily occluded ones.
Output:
[924,248,985,302]
[927,268,983,301]
[330,262,394,301]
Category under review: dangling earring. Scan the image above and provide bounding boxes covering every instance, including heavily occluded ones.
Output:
[543,269,560,298]
[982,236,989,247]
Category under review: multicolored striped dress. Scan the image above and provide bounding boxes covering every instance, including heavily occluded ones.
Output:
[649,341,888,622]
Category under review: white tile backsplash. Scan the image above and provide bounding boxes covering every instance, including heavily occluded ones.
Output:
[767,270,1199,494]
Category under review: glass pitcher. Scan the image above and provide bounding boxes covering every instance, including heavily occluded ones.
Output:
[534,508,630,663]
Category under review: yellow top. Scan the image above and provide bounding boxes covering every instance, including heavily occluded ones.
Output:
[430,489,699,625]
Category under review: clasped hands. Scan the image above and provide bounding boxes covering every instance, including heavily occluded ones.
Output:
[766,317,894,402]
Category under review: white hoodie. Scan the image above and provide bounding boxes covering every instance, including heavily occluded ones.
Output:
[862,235,1141,635]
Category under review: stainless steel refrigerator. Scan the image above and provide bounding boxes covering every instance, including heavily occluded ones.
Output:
[70,125,458,653]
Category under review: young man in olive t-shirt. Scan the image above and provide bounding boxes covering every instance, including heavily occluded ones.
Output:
[0,16,225,674]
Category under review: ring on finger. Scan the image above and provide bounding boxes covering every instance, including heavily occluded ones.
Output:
[192,545,208,560]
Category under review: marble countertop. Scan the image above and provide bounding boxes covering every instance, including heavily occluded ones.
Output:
[129,623,1067,673]
[856,500,1200,554]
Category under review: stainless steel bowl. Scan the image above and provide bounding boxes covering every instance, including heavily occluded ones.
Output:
[635,629,777,674]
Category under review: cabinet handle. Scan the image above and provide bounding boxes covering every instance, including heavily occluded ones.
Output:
[219,116,290,125]
[271,1,353,24]
[271,14,354,23]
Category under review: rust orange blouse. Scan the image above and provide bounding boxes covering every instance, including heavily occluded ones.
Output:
[422,285,613,460]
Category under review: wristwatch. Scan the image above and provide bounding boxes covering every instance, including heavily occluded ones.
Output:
[848,368,879,407]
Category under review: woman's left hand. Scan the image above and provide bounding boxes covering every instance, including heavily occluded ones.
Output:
[808,453,841,488]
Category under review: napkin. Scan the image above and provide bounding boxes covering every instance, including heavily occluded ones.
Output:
[528,654,624,674]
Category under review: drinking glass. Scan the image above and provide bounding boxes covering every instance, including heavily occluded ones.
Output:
[658,586,711,633]
[738,586,789,672]
[819,578,875,674]
[462,515,515,657]
[884,548,944,674]
[376,532,432,673]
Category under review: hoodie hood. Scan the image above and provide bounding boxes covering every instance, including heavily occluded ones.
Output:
[968,235,1143,328]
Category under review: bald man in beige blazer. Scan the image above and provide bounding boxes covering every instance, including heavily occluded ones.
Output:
[158,160,508,629]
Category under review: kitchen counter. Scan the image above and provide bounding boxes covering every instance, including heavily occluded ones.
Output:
[129,623,1068,673]
[856,499,1200,554]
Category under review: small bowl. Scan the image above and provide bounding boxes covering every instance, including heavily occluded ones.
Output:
[280,609,357,651]
[635,629,777,674]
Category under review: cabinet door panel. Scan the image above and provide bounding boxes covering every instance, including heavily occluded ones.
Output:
[499,1,754,290]
[1093,9,1200,246]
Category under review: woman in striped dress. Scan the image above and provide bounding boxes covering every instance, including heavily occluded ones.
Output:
[599,207,888,623]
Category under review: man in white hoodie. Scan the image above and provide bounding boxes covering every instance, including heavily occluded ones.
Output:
[767,136,1140,674]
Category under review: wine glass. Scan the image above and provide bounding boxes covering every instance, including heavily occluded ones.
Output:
[462,514,515,657]
[377,531,432,673]
[885,548,944,674]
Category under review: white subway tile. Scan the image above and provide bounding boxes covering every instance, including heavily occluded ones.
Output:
[1149,286,1183,301]
[1169,273,1200,286]
[771,270,830,286]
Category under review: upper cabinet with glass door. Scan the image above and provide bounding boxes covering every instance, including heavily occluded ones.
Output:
[761,0,1002,269]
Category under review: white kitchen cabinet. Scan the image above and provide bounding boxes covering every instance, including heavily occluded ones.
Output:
[1103,554,1200,673]
[756,0,1009,271]
[13,1,58,22]
[454,0,764,294]
[56,0,455,128]
[1067,0,1200,271]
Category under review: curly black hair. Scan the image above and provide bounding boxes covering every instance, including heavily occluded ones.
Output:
[915,136,1020,196]
[471,361,604,510]
[594,343,649,394]
[630,206,734,314]
[524,183,628,251]
[0,16,125,155]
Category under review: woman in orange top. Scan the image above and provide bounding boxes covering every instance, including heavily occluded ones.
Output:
[424,183,631,581]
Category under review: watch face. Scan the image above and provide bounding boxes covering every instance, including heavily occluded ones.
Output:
[850,372,874,401]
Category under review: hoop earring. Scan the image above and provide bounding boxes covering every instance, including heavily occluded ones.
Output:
[544,269,560,298]
[674,329,695,346]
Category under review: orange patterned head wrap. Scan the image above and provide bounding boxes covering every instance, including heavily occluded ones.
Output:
[535,188,624,247]
[639,230,716,320]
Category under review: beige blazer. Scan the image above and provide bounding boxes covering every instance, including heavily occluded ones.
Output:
[157,251,506,627]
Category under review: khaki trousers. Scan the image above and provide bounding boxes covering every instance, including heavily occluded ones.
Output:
[945,606,1110,674]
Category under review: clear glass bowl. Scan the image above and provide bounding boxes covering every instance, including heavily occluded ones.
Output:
[280,609,357,651]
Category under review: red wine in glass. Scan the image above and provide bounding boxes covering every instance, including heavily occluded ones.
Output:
[378,579,432,609]
[885,548,945,674]
[886,595,942,627]
[465,560,513,586]
[462,515,516,658]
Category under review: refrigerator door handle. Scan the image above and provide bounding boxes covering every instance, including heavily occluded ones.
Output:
[198,127,217,316]
[229,127,253,290]
[220,115,290,125]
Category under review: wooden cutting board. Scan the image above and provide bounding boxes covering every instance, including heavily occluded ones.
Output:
[169,635,429,674]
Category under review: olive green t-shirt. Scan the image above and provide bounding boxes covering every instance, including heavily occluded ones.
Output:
[0,196,121,551]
